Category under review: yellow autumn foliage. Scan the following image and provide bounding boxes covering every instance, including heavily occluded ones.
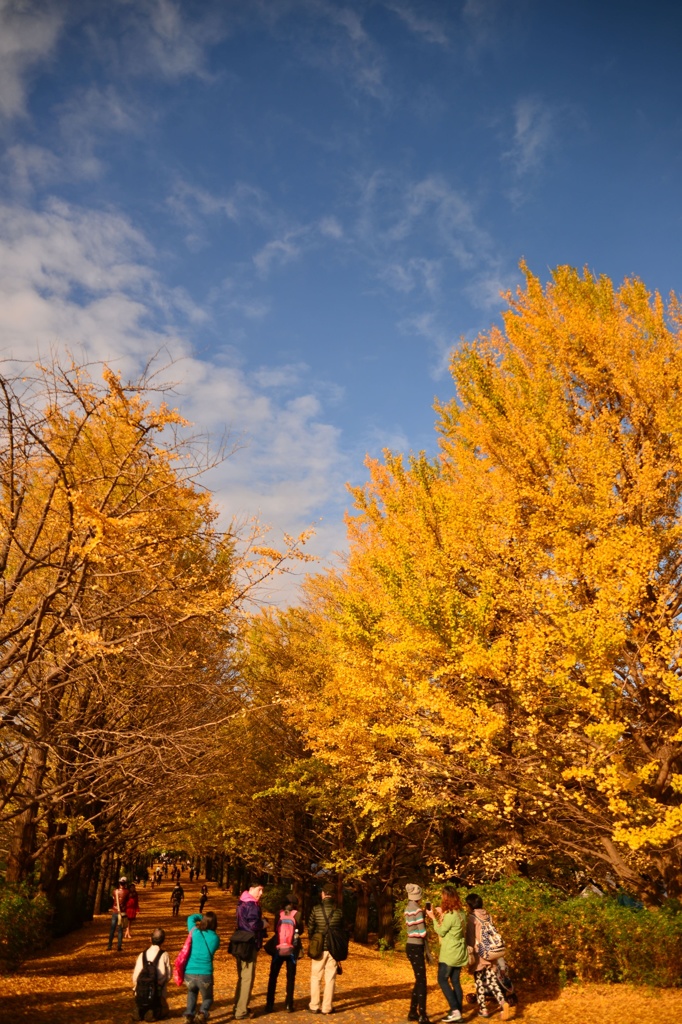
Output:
[234,265,682,901]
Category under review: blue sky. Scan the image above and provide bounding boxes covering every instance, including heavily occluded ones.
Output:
[2,0,682,596]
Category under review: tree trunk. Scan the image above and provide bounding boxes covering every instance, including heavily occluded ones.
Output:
[95,851,110,914]
[5,745,48,882]
[376,886,395,947]
[39,821,67,904]
[354,884,369,943]
[85,852,100,920]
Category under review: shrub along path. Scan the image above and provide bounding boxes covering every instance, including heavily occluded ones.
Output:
[4,878,682,1024]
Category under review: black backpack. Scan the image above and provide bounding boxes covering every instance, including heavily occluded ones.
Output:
[320,903,349,963]
[135,949,162,1016]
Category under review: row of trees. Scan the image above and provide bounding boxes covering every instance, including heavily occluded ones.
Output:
[5,265,682,947]
[0,361,301,932]
[187,266,682,930]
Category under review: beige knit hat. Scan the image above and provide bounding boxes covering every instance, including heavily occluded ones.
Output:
[405,883,422,900]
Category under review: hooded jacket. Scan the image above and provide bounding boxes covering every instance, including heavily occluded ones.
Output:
[465,908,495,971]
[237,890,266,950]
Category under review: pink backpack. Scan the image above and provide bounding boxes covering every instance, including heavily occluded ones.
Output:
[277,909,297,953]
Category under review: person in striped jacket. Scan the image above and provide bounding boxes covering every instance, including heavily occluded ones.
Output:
[404,884,429,1024]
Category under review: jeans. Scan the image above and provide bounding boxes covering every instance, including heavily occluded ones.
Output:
[107,913,123,949]
[267,952,297,1008]
[406,943,427,1018]
[186,973,214,1018]
[437,962,463,1013]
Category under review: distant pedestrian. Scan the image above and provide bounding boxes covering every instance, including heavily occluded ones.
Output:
[183,911,220,1024]
[199,884,209,914]
[427,886,467,1022]
[171,883,185,917]
[265,898,302,1013]
[132,926,171,1021]
[465,893,510,1020]
[125,882,140,939]
[307,885,345,1015]
[404,883,429,1024]
[190,867,195,883]
[107,877,130,951]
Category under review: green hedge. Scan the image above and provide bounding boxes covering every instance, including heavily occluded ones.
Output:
[396,877,682,988]
[0,882,52,972]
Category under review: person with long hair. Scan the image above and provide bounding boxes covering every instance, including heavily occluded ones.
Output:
[426,886,468,1022]
[183,910,220,1024]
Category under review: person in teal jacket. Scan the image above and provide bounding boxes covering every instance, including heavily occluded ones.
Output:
[426,887,468,1023]
[183,912,220,1024]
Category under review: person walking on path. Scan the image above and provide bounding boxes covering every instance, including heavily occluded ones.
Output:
[265,898,303,1013]
[171,882,185,917]
[183,911,220,1024]
[427,887,468,1022]
[125,882,140,940]
[233,882,266,1020]
[465,894,510,1021]
[107,877,130,951]
[132,926,171,1021]
[307,885,345,1015]
[199,884,209,914]
[404,883,429,1024]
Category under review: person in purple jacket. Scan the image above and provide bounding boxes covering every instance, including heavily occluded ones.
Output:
[233,881,266,1020]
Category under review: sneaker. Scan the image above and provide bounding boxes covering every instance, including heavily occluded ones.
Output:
[442,1014,462,1022]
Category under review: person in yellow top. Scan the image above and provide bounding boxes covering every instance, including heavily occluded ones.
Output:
[426,886,468,1023]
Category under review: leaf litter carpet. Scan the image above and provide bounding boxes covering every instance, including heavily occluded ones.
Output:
[4,879,681,1024]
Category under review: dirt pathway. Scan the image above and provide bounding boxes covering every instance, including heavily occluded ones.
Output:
[5,877,682,1024]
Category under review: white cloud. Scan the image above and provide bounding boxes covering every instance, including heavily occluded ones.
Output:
[461,0,506,51]
[253,235,302,276]
[0,197,350,598]
[318,215,344,239]
[506,96,553,176]
[56,85,142,180]
[379,257,442,296]
[122,0,228,80]
[465,270,517,311]
[252,217,346,278]
[249,0,386,100]
[0,0,63,118]
[252,363,308,389]
[355,170,494,277]
[383,2,449,46]
[399,310,454,379]
[4,143,60,193]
